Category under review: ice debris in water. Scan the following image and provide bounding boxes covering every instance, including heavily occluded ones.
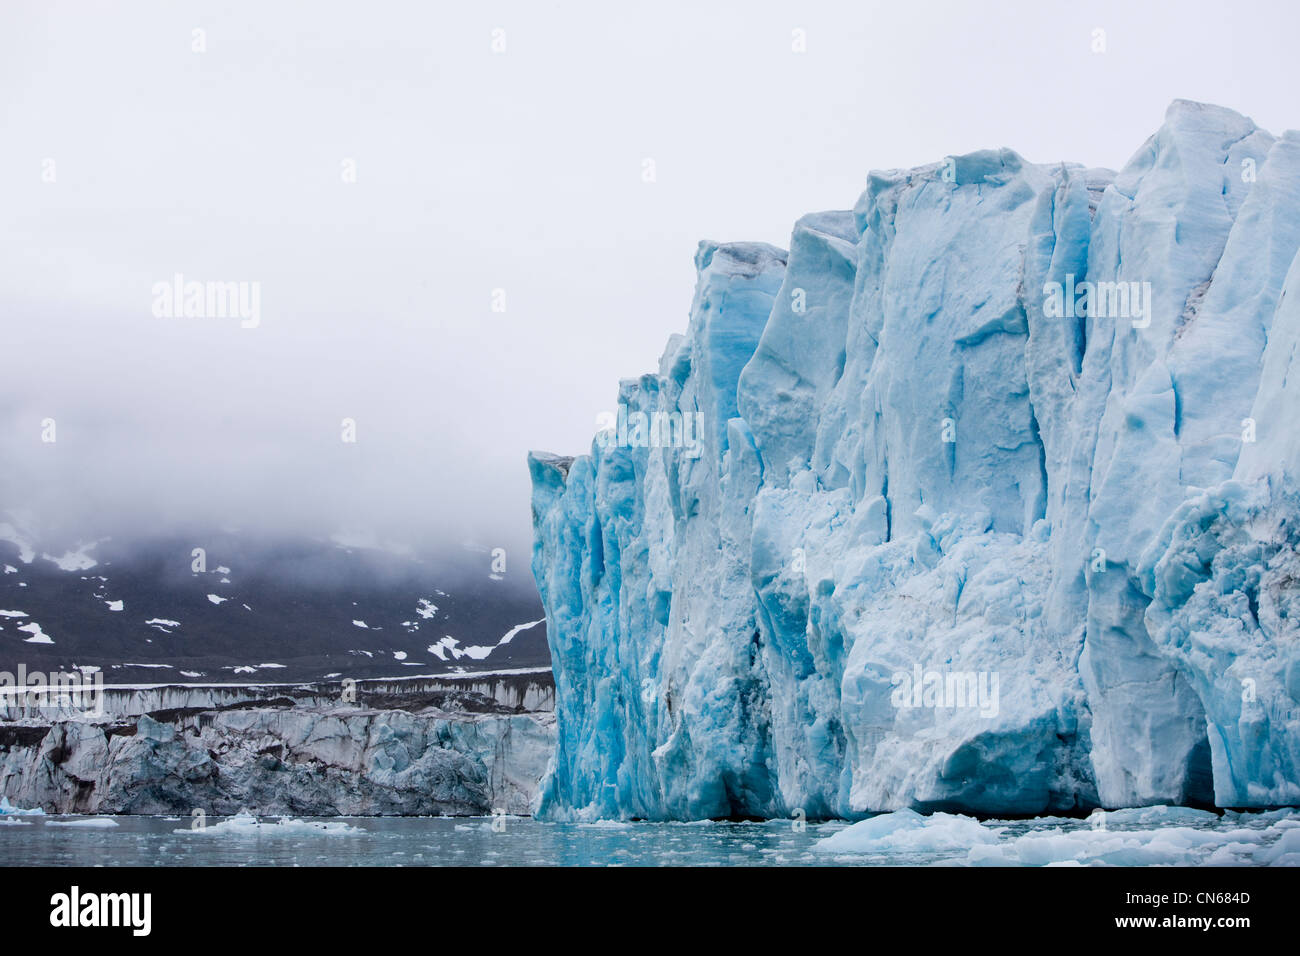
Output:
[174,810,361,836]
[45,817,119,828]
[0,797,45,816]
[814,807,1300,866]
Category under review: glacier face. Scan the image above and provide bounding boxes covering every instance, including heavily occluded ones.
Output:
[0,677,557,815]
[529,101,1300,820]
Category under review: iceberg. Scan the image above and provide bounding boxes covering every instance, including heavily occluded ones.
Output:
[529,101,1300,820]
[0,796,44,816]
[174,811,362,836]
[45,817,119,828]
[813,809,1003,854]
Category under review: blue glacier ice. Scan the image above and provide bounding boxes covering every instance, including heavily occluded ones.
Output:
[528,101,1300,820]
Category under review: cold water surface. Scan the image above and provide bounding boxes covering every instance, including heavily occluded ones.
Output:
[1,807,1296,866]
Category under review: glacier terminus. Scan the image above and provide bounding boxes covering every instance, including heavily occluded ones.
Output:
[528,101,1300,821]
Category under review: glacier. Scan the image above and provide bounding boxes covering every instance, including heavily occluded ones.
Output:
[528,101,1300,821]
[0,675,556,815]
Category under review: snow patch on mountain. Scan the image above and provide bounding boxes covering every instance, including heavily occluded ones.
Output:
[0,524,35,564]
[18,622,53,644]
[41,541,104,572]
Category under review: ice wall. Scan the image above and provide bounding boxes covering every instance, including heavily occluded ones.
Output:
[529,102,1300,819]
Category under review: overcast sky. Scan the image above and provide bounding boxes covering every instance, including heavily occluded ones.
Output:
[3,0,1298,558]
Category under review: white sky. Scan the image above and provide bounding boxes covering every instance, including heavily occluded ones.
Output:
[2,0,1298,556]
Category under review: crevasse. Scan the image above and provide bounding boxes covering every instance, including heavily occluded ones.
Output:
[528,101,1300,820]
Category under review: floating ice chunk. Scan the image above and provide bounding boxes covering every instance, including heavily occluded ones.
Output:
[966,810,1299,866]
[814,809,1002,854]
[206,594,227,605]
[1098,806,1220,827]
[46,817,119,828]
[176,811,360,836]
[1259,827,1300,864]
[0,797,45,816]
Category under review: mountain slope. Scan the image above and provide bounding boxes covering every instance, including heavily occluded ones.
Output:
[0,524,549,683]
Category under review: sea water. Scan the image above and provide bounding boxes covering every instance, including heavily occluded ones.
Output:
[1,808,1296,866]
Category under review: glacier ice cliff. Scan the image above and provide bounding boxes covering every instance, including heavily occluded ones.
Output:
[528,101,1300,820]
[0,676,555,815]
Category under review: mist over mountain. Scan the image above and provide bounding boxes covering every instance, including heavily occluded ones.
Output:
[0,519,547,683]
